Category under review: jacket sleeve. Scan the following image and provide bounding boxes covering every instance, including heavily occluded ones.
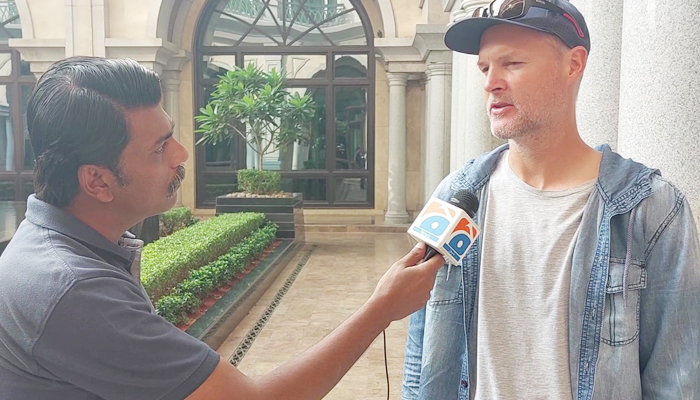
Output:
[639,197,700,399]
[401,168,472,400]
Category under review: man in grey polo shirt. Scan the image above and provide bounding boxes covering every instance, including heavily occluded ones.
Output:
[0,57,444,400]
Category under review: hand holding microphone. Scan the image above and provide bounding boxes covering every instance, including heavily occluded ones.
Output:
[408,190,481,267]
[366,190,481,323]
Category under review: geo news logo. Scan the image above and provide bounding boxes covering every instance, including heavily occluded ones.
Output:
[412,199,479,263]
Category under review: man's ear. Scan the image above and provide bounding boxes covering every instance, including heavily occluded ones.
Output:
[567,46,588,81]
[76,165,116,203]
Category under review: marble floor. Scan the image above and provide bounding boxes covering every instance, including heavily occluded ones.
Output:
[216,232,417,400]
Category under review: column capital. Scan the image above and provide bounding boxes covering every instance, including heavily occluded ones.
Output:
[387,72,409,86]
[426,62,452,78]
[161,70,182,92]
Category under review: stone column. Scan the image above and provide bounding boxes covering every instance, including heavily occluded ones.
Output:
[161,71,183,207]
[449,0,494,171]
[617,0,700,225]
[384,72,410,224]
[569,0,623,149]
[423,62,452,201]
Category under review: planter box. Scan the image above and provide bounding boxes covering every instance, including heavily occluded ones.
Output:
[215,193,304,242]
[186,239,301,349]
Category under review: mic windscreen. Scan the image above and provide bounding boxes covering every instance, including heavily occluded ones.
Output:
[449,190,479,218]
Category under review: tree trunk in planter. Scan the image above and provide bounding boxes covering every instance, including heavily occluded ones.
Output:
[215,193,304,242]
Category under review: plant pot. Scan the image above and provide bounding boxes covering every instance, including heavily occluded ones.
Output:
[215,193,304,242]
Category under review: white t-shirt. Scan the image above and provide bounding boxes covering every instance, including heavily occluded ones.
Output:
[474,151,596,400]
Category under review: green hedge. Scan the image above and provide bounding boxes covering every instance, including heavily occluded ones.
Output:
[155,223,278,325]
[237,169,282,195]
[159,207,197,236]
[141,212,266,302]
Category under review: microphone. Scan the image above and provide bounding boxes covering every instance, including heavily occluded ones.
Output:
[408,190,481,265]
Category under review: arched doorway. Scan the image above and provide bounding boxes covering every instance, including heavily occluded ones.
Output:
[194,0,375,208]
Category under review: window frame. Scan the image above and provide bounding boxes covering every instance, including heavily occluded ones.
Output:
[193,0,375,209]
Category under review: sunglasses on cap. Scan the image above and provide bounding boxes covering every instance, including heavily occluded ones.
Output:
[470,0,585,39]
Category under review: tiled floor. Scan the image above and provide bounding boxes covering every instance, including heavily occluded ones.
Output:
[216,232,415,400]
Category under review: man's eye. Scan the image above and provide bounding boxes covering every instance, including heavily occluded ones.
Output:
[156,142,167,154]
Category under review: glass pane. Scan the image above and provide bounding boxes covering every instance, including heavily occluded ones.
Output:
[204,142,233,169]
[244,54,326,79]
[0,53,11,76]
[293,87,326,170]
[0,1,21,43]
[287,0,366,46]
[334,87,367,170]
[0,180,13,200]
[0,200,26,243]
[334,177,367,202]
[282,178,326,201]
[334,54,367,78]
[22,85,33,170]
[202,55,237,80]
[19,53,31,76]
[203,0,283,47]
[199,85,233,169]
[202,174,238,203]
[22,179,32,198]
[0,84,14,172]
[202,0,366,47]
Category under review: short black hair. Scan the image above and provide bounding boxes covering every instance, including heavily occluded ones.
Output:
[27,57,163,207]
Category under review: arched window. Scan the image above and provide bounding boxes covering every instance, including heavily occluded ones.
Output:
[194,0,374,208]
[0,0,35,201]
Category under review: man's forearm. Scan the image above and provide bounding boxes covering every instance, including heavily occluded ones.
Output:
[254,299,390,400]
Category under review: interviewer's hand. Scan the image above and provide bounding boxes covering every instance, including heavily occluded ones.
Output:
[367,242,445,323]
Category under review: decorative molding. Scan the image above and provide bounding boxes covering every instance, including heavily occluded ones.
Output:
[7,39,65,74]
[376,24,452,74]
[387,72,409,86]
[426,62,452,77]
[104,38,181,74]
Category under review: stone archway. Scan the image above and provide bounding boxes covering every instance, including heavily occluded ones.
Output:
[148,0,395,48]
[13,0,33,39]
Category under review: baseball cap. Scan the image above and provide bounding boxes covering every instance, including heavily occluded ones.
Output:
[444,0,590,55]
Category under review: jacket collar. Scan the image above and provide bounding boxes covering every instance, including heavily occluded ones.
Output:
[451,143,659,214]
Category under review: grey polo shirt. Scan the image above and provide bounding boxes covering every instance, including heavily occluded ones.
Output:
[0,195,220,400]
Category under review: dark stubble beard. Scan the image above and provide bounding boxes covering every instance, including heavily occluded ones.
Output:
[167,165,186,198]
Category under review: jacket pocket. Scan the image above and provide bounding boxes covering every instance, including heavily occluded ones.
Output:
[428,265,463,306]
[601,259,646,346]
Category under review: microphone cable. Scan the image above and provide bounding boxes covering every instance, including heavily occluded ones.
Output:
[383,329,390,400]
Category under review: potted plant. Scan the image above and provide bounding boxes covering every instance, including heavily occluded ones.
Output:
[195,64,315,240]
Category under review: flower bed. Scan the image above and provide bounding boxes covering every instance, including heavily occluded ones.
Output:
[141,212,266,302]
[155,224,278,325]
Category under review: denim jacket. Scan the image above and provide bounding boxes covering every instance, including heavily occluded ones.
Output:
[402,144,700,400]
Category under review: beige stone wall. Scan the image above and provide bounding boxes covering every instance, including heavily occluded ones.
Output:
[108,0,149,38]
[25,0,64,39]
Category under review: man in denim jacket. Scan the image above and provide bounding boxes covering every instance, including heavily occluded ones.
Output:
[402,1,700,399]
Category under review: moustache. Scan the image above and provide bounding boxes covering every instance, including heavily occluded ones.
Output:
[168,165,186,198]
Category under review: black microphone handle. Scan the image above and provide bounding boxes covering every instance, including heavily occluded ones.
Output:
[421,246,440,263]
